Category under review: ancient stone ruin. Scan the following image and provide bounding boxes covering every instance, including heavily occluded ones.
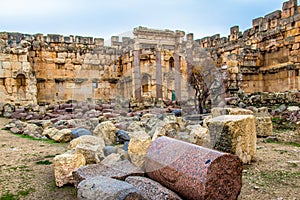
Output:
[1,0,300,199]
[1,0,300,108]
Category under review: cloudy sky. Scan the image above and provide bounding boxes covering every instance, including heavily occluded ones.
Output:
[0,0,287,42]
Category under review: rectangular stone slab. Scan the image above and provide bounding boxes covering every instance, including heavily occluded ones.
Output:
[145,136,243,200]
[72,160,144,188]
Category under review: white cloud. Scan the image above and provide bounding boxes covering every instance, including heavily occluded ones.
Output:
[0,0,289,41]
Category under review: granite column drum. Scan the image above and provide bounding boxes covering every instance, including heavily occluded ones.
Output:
[145,136,243,200]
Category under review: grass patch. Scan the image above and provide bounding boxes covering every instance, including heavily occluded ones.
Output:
[44,155,57,158]
[291,163,298,168]
[18,188,35,197]
[260,170,300,181]
[263,139,300,147]
[15,134,56,144]
[36,160,52,165]
[0,193,18,200]
[0,188,35,200]
[0,193,17,200]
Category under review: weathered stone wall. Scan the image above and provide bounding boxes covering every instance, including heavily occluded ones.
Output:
[1,0,300,106]
[28,34,127,103]
[0,32,37,105]
[0,32,126,105]
[198,0,300,94]
[0,27,191,106]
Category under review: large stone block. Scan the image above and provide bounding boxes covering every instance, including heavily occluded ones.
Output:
[93,121,117,145]
[77,176,143,200]
[128,131,152,168]
[2,62,11,69]
[42,127,72,143]
[211,107,253,117]
[145,137,242,200]
[125,176,182,200]
[186,124,210,147]
[73,160,144,188]
[74,144,105,164]
[251,107,273,137]
[255,117,273,137]
[68,135,105,150]
[54,151,86,187]
[207,115,256,163]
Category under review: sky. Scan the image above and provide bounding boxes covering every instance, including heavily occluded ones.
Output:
[0,0,289,43]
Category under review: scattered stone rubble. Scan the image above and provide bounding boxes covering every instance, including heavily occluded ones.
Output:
[2,100,278,199]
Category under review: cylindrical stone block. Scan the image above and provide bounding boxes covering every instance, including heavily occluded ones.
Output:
[145,136,242,200]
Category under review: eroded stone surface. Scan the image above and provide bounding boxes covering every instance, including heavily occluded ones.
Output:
[73,160,144,188]
[145,136,243,200]
[125,176,183,200]
[77,176,143,200]
[53,151,86,187]
[128,131,152,168]
[186,124,210,147]
[43,127,72,143]
[74,144,104,164]
[211,107,253,117]
[93,121,117,145]
[207,115,257,163]
[68,135,105,150]
[256,116,273,137]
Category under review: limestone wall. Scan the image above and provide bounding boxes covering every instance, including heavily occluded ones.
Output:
[1,0,300,106]
[0,28,191,105]
[0,32,132,105]
[197,0,300,94]
[0,32,37,105]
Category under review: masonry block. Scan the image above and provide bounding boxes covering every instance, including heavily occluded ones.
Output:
[207,115,256,164]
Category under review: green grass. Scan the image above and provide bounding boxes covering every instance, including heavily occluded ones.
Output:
[0,188,35,200]
[44,155,57,158]
[263,139,300,147]
[15,134,56,144]
[260,170,300,182]
[0,193,17,200]
[17,188,35,196]
[36,160,52,165]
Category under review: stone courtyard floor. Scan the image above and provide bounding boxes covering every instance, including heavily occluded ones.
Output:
[0,117,299,200]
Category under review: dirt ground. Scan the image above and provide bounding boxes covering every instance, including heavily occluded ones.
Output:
[0,118,77,200]
[0,117,299,200]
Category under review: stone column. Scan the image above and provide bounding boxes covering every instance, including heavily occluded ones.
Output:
[155,50,162,99]
[133,50,141,100]
[186,48,194,100]
[145,136,243,200]
[174,54,181,100]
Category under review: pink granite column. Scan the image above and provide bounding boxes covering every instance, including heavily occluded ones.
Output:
[145,136,243,200]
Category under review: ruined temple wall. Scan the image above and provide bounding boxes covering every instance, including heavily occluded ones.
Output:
[29,35,122,103]
[131,27,190,101]
[4,1,300,106]
[0,32,134,105]
[198,0,300,94]
[0,33,37,105]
